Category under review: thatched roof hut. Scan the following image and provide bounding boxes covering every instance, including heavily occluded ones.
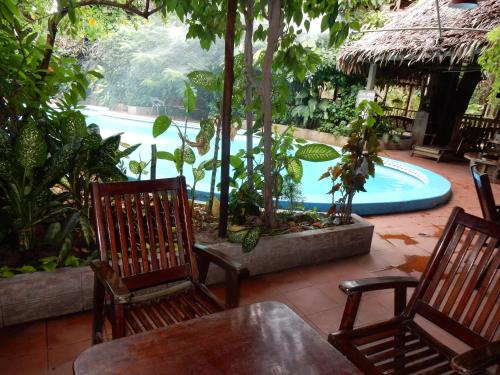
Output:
[337,0,500,78]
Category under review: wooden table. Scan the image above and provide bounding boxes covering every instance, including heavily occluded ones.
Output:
[464,152,500,182]
[74,301,361,375]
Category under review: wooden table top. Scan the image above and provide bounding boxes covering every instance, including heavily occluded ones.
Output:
[464,152,499,166]
[74,301,361,375]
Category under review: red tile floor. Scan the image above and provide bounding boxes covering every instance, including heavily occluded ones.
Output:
[1,150,498,375]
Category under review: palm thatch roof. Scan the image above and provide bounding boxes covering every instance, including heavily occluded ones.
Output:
[337,0,500,76]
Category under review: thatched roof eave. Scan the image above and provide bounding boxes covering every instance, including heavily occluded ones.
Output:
[337,0,500,75]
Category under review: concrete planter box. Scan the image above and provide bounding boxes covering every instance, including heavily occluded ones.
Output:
[0,215,373,326]
[0,266,93,327]
[206,214,373,284]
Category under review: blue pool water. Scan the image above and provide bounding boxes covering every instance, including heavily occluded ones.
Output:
[83,107,451,215]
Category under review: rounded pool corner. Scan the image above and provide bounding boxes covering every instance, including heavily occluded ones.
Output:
[294,158,452,215]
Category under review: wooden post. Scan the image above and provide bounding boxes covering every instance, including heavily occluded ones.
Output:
[366,63,377,90]
[151,144,157,180]
[404,84,414,117]
[218,0,237,238]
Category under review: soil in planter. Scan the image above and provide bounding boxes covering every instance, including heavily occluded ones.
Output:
[194,201,346,244]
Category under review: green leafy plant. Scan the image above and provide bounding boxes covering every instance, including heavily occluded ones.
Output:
[227,126,340,252]
[320,100,385,225]
[153,80,217,207]
[478,26,500,105]
[279,50,364,136]
[0,4,130,269]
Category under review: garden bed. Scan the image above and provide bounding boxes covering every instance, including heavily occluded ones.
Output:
[0,214,373,327]
[206,214,373,284]
[0,266,93,327]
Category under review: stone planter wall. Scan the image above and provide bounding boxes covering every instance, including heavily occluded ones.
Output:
[273,123,348,147]
[0,266,93,327]
[206,214,373,284]
[0,215,373,327]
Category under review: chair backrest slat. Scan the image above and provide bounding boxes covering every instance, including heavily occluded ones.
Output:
[124,194,141,275]
[471,164,499,222]
[160,191,177,268]
[143,192,159,271]
[91,177,197,286]
[407,207,500,348]
[170,190,186,266]
[134,193,150,273]
[104,195,120,274]
[438,229,478,316]
[152,191,168,270]
[459,239,498,326]
[114,194,131,276]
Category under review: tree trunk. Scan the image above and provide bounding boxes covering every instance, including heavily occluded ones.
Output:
[243,0,255,190]
[261,0,282,228]
[218,0,238,237]
[208,117,221,213]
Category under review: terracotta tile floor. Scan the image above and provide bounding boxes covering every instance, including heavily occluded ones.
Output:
[1,150,498,374]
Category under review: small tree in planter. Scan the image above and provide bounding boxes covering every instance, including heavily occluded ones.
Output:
[321,100,385,225]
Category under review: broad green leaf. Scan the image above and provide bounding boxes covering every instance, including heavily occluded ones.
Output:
[183,82,196,113]
[119,143,141,158]
[64,255,82,267]
[295,143,340,162]
[187,70,219,91]
[230,155,243,169]
[193,168,205,182]
[152,115,172,137]
[59,111,87,142]
[304,19,310,32]
[129,160,142,174]
[157,151,175,161]
[242,226,262,253]
[286,158,303,183]
[16,265,37,273]
[39,256,58,272]
[0,266,14,278]
[227,228,249,244]
[183,147,196,164]
[174,148,182,172]
[15,122,47,170]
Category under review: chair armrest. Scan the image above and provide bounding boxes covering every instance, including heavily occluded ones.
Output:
[193,243,249,277]
[451,341,500,374]
[338,276,419,331]
[340,276,419,294]
[193,243,249,309]
[90,260,131,304]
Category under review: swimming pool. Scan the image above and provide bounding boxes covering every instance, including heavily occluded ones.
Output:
[83,107,451,215]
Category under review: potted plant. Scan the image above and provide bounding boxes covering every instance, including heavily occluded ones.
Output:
[203,101,383,283]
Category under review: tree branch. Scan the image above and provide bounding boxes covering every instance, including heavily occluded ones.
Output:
[260,0,268,20]
[75,0,162,18]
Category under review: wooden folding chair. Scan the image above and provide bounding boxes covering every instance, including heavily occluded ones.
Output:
[90,176,248,343]
[329,207,500,374]
[471,164,500,223]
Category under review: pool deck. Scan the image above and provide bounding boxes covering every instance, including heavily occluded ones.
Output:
[1,150,498,375]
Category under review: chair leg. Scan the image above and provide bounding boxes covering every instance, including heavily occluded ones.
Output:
[339,292,361,331]
[225,270,240,309]
[197,254,210,284]
[111,303,126,340]
[92,275,105,345]
[394,287,407,316]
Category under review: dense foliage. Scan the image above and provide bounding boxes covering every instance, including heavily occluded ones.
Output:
[277,50,365,135]
[0,1,136,274]
[478,26,500,106]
